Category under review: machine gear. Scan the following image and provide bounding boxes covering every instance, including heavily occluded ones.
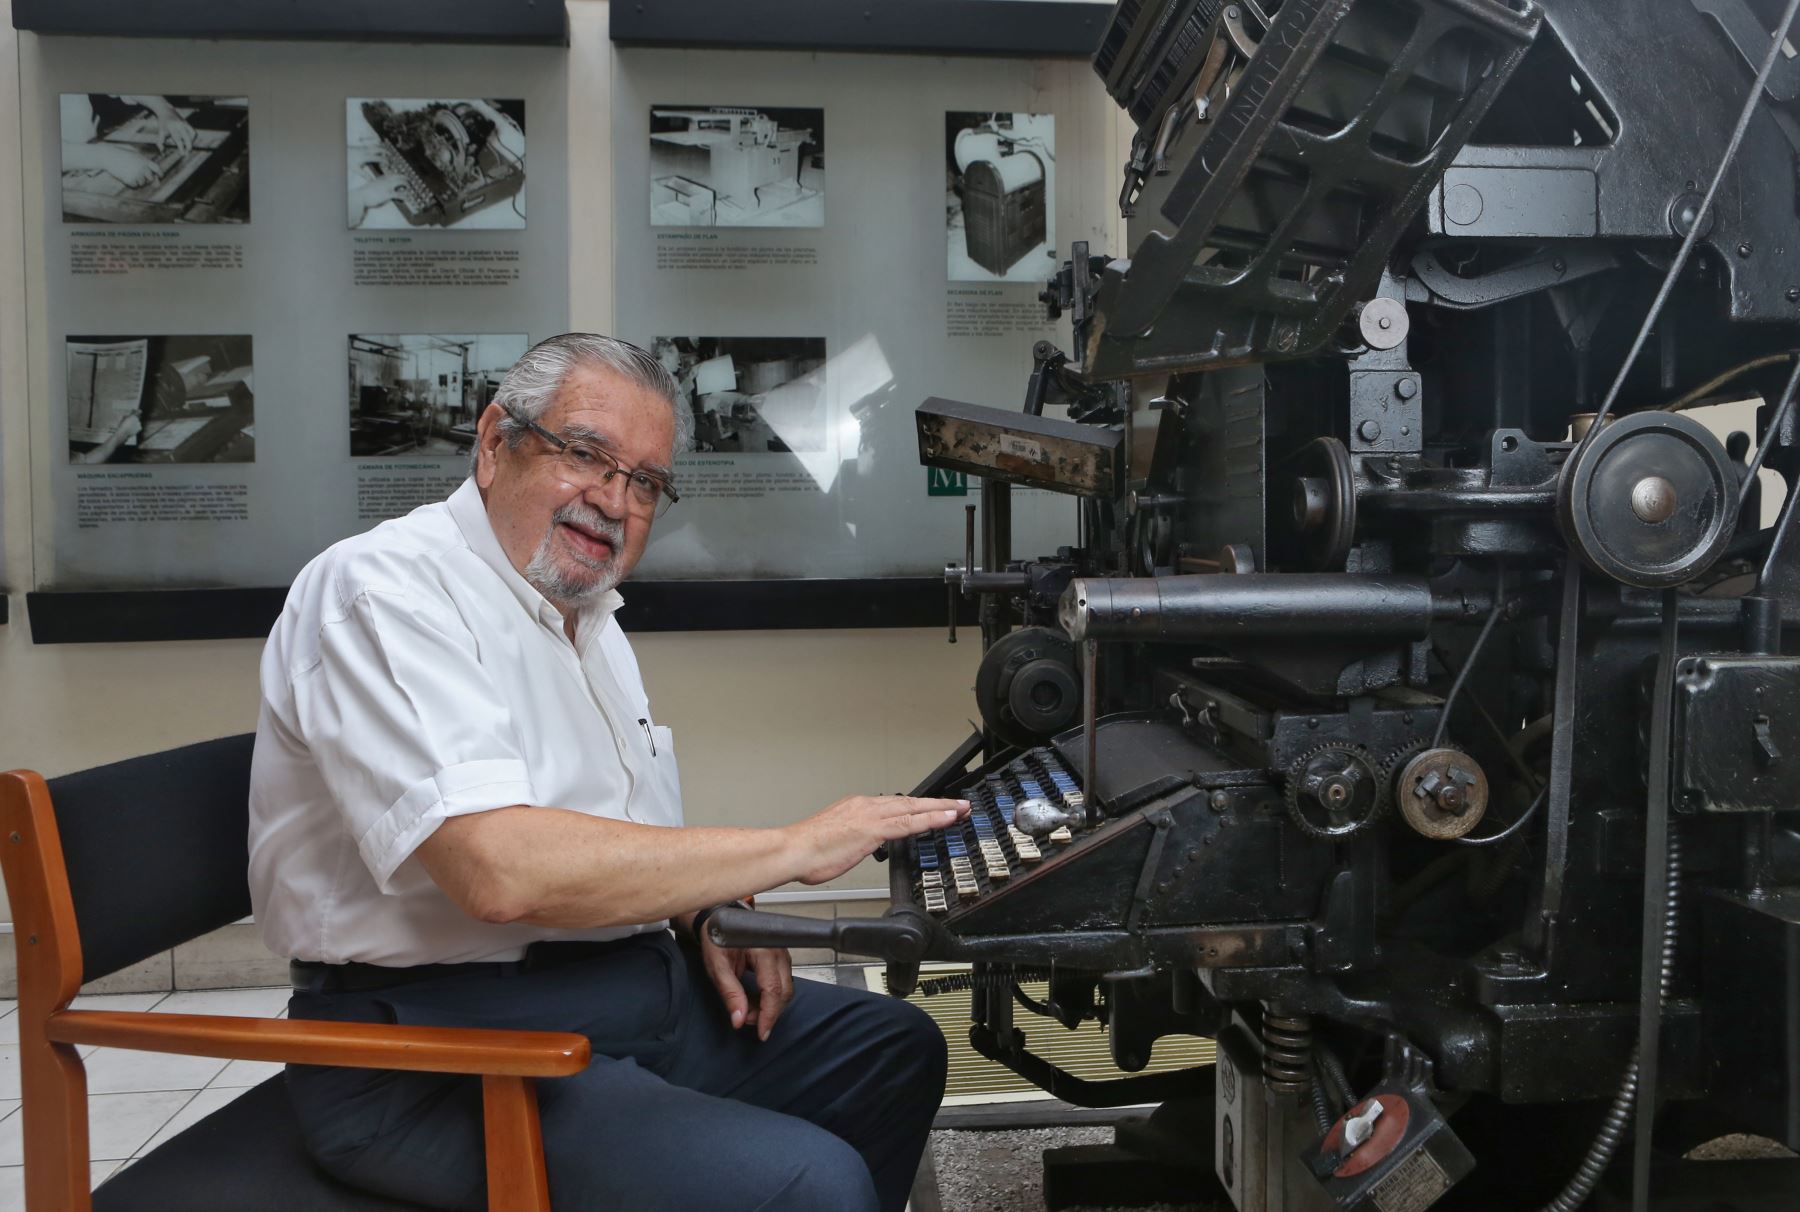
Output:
[1283,744,1385,839]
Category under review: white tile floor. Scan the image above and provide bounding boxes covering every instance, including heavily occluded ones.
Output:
[0,986,288,1210]
[0,966,844,1210]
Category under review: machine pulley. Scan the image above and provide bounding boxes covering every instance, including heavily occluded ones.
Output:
[1556,411,1738,589]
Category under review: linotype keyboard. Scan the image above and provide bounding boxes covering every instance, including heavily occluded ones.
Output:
[913,747,1086,915]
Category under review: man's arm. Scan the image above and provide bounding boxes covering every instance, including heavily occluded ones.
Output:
[293,582,964,929]
[415,793,966,929]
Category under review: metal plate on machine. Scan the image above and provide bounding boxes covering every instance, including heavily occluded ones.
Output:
[916,397,1122,497]
[1673,655,1800,813]
[1429,154,1600,239]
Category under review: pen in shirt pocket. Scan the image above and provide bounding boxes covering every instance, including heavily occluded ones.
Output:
[638,717,657,756]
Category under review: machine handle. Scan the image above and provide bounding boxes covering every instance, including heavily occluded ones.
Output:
[705,907,931,963]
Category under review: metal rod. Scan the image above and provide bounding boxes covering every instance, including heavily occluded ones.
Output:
[1582,0,1800,441]
[1631,589,1681,1212]
[1061,574,1457,643]
[1082,637,1099,817]
[1533,561,1584,948]
[1760,440,1800,597]
[980,481,1013,651]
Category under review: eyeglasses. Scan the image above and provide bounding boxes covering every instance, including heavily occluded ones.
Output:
[501,404,680,518]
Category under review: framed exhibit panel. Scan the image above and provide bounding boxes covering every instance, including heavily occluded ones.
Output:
[612,44,1122,591]
[13,0,1120,640]
[17,34,569,632]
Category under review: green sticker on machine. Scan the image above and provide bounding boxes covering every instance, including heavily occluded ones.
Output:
[927,468,968,496]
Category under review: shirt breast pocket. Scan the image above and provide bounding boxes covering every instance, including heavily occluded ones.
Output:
[639,725,682,828]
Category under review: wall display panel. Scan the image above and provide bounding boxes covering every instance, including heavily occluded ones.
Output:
[649,106,824,228]
[348,332,528,458]
[22,36,568,592]
[59,93,250,225]
[947,111,1053,283]
[614,49,1117,582]
[66,334,254,464]
[347,98,527,231]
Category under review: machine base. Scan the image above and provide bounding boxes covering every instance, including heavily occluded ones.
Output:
[1042,1099,1228,1210]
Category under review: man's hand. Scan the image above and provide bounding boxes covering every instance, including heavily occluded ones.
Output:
[786,795,970,885]
[95,143,159,188]
[698,936,793,1041]
[136,96,195,154]
[350,173,410,224]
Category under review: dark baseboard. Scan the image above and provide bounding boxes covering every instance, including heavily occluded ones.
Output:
[13,0,568,45]
[26,578,978,643]
[611,0,1111,58]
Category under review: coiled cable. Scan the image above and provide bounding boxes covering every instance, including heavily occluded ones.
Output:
[1314,1041,1355,1110]
[1309,1066,1334,1134]
[1539,830,1683,1212]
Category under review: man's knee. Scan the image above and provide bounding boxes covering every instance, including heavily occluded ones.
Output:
[755,1132,878,1212]
[859,993,948,1093]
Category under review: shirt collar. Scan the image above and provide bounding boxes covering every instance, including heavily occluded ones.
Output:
[446,478,625,636]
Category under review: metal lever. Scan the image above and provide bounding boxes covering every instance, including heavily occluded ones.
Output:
[943,504,1032,643]
[706,906,931,963]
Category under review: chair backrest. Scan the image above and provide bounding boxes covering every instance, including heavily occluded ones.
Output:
[6,734,256,988]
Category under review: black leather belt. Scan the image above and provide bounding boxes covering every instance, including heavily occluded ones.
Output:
[290,958,524,995]
[290,935,661,995]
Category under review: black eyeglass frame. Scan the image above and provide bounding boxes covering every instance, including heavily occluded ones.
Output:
[499,403,681,513]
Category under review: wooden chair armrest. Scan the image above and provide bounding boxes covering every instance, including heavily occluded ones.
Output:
[45,1009,590,1078]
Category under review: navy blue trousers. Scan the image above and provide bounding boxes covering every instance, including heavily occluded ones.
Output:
[284,933,946,1212]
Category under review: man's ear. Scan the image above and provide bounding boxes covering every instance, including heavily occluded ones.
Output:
[473,402,507,490]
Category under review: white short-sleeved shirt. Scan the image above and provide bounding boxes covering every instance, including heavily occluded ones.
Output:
[248,478,683,965]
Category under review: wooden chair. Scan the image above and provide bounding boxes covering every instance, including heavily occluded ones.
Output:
[0,734,590,1212]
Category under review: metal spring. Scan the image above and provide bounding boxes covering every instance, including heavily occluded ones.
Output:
[909,966,1053,997]
[1262,1010,1314,1095]
[1540,829,1683,1212]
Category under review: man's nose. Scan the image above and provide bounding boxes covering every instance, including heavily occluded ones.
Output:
[581,473,632,518]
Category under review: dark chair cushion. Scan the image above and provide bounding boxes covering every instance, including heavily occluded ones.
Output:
[92,1076,430,1211]
[46,734,256,981]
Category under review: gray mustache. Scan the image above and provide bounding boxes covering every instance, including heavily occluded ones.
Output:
[553,502,625,552]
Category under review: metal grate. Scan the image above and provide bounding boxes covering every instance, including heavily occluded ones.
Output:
[871,964,1216,1106]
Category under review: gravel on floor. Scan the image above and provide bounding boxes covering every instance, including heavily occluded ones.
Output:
[928,1127,1214,1212]
[1683,1134,1798,1161]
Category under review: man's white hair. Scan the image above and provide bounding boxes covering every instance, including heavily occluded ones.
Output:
[482,332,692,467]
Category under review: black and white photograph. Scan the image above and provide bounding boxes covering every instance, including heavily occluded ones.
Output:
[654,337,828,452]
[650,106,824,227]
[347,98,526,230]
[59,94,249,223]
[946,111,1054,282]
[66,335,254,464]
[349,333,529,457]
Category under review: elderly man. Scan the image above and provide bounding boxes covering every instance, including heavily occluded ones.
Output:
[249,333,967,1211]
